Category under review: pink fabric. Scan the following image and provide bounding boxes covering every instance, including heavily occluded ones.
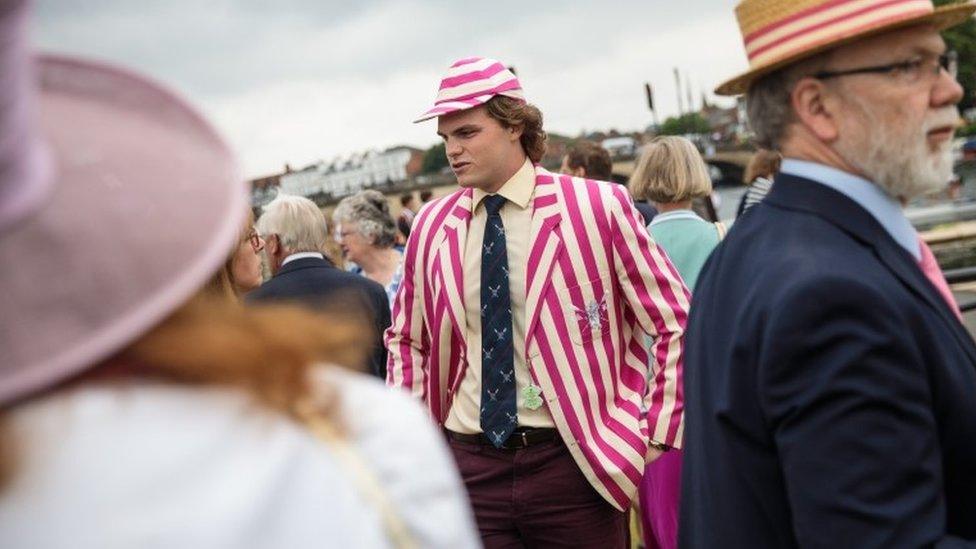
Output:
[443,79,522,106]
[0,0,246,406]
[743,0,871,42]
[438,62,508,90]
[414,57,525,123]
[918,236,963,322]
[607,187,688,442]
[745,0,928,60]
[639,450,682,549]
[0,0,53,232]
[386,189,467,401]
[385,165,691,511]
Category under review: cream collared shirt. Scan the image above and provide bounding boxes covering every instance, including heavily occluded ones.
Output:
[445,158,555,433]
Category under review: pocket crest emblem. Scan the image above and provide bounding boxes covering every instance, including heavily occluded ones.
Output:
[574,297,608,331]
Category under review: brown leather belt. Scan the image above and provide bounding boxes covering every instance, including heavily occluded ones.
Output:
[445,428,560,450]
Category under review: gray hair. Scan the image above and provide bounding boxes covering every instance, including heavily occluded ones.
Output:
[256,194,330,253]
[332,190,397,249]
[746,52,831,150]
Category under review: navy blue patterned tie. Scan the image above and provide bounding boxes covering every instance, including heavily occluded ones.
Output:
[480,194,517,448]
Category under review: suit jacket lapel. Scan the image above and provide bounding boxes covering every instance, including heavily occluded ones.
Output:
[435,189,473,344]
[874,239,976,362]
[768,175,976,364]
[525,168,564,340]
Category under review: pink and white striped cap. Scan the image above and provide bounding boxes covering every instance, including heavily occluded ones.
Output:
[413,57,526,123]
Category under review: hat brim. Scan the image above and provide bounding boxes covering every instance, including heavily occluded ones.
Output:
[715,2,976,96]
[413,91,523,123]
[0,55,247,405]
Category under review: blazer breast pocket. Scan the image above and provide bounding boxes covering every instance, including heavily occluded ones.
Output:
[556,275,612,346]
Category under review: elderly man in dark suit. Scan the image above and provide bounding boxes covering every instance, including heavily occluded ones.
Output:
[249,194,390,379]
[681,1,976,547]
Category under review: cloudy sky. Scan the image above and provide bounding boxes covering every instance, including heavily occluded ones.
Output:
[34,1,747,177]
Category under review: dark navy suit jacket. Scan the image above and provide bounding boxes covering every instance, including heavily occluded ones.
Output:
[680,173,976,548]
[246,256,391,379]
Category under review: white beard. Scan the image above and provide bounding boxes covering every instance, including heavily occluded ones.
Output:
[834,96,957,200]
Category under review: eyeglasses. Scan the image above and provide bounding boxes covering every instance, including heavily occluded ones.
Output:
[813,51,957,84]
[245,229,264,252]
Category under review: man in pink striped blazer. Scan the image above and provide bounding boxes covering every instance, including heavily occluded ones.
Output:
[387,57,690,547]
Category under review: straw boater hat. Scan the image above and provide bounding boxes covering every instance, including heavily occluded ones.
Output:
[414,56,525,123]
[0,0,247,406]
[716,0,976,96]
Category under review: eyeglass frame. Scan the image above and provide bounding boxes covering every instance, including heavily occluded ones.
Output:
[812,51,957,83]
[245,228,265,252]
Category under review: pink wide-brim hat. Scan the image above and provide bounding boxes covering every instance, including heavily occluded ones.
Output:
[0,0,247,406]
[716,0,976,96]
[413,56,526,123]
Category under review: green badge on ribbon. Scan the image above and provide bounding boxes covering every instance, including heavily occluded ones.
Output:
[522,384,544,410]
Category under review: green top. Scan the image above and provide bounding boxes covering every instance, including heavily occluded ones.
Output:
[647,210,721,290]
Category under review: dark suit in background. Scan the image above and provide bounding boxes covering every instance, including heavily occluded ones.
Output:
[247,256,391,379]
[633,200,658,226]
[680,173,976,547]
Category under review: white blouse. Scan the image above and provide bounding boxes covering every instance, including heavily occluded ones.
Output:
[0,368,480,548]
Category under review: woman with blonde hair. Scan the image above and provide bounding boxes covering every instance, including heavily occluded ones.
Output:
[0,8,478,547]
[206,209,266,300]
[628,135,724,549]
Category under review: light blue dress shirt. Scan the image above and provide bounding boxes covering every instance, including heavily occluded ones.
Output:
[779,159,920,260]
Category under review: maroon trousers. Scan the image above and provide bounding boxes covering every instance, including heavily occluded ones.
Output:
[447,435,627,548]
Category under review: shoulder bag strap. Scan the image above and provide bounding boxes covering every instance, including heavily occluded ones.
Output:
[714,221,727,240]
[304,413,418,549]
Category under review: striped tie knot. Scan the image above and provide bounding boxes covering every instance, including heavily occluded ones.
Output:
[484,194,507,216]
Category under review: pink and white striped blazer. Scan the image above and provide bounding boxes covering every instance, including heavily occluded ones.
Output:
[386,166,690,510]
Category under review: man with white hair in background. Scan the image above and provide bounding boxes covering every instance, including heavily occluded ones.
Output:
[681,1,976,546]
[250,194,391,379]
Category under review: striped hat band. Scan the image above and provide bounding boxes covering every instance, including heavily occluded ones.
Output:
[414,57,525,123]
[716,0,975,95]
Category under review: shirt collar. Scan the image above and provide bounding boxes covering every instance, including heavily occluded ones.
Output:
[282,252,324,266]
[472,157,535,211]
[779,158,920,260]
[648,209,701,227]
